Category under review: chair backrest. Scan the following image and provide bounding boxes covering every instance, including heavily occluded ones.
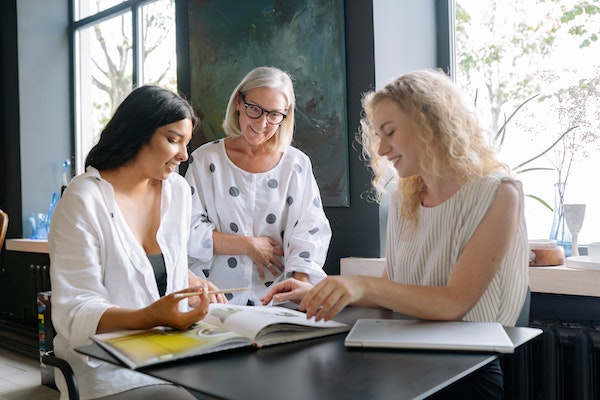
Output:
[0,209,8,252]
[515,286,531,327]
[42,350,80,400]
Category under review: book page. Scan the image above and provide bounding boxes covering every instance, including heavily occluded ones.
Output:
[204,304,349,346]
[91,320,251,369]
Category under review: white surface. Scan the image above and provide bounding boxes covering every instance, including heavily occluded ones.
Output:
[587,242,600,261]
[340,257,386,277]
[345,319,515,353]
[342,256,600,297]
[529,264,600,297]
[565,256,600,271]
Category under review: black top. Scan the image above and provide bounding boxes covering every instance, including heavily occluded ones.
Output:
[147,253,167,297]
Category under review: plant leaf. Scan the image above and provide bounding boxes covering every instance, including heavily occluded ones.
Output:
[513,125,578,171]
[495,94,539,143]
[525,194,553,212]
[514,167,555,175]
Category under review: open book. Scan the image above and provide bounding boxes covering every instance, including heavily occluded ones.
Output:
[90,303,349,369]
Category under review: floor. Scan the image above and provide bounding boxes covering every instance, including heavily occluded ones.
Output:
[0,347,59,400]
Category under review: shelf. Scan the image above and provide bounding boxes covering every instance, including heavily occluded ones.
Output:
[529,264,600,297]
[341,257,600,298]
[5,239,49,254]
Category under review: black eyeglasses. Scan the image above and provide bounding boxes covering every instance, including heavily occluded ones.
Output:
[241,95,287,125]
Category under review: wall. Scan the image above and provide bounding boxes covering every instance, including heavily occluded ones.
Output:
[373,0,437,88]
[16,0,71,239]
[372,0,441,256]
[319,0,380,273]
[0,0,22,239]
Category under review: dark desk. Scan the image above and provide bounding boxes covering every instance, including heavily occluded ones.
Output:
[79,307,541,400]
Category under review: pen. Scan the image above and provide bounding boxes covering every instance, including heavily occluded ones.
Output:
[173,287,251,299]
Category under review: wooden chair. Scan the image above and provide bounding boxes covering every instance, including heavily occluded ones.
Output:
[0,209,7,252]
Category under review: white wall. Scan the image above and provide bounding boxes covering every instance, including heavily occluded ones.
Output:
[17,0,70,238]
[373,0,437,89]
[372,0,438,255]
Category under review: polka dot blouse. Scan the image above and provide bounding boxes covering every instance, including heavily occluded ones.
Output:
[185,139,332,305]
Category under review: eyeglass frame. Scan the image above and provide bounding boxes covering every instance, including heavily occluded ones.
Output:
[240,94,287,125]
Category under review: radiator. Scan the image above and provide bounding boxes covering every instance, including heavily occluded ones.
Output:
[0,261,50,358]
[529,320,600,400]
[30,263,51,295]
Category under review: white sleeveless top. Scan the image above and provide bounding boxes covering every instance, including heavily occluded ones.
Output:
[386,175,529,326]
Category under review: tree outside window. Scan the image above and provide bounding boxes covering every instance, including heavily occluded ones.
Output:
[455,0,600,244]
[74,0,177,174]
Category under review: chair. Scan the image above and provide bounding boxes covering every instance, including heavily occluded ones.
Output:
[0,209,7,269]
[42,350,80,400]
[0,209,7,252]
[515,286,531,327]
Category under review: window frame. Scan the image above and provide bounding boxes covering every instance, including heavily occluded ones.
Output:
[70,0,165,175]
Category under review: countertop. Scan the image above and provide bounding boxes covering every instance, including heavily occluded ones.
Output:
[529,263,600,297]
[341,257,600,298]
[5,238,49,254]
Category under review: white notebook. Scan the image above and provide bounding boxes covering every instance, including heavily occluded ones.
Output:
[344,319,515,354]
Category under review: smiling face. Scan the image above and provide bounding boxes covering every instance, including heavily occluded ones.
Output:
[372,99,421,179]
[235,86,287,148]
[134,118,193,181]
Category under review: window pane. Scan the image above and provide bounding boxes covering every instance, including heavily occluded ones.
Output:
[140,0,177,90]
[455,0,600,244]
[76,0,125,20]
[75,12,133,173]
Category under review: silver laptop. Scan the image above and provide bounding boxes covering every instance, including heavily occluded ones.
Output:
[344,319,515,354]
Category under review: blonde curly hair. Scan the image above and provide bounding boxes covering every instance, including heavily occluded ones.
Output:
[357,69,509,230]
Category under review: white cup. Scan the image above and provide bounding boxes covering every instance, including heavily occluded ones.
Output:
[587,242,600,261]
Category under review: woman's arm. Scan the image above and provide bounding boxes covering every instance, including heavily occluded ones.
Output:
[281,160,332,283]
[300,181,521,321]
[96,287,209,333]
[188,270,228,303]
[212,231,284,278]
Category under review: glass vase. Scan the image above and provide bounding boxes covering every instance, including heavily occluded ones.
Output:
[549,182,572,257]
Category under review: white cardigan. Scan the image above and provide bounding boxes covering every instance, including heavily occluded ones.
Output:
[48,167,191,399]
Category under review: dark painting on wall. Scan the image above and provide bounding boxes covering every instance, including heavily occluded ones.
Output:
[188,0,349,207]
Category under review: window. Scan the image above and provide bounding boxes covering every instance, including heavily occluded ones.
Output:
[72,0,177,174]
[454,0,600,245]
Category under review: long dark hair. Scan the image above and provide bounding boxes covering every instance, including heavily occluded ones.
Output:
[85,85,198,170]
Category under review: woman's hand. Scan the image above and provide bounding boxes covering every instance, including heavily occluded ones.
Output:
[146,285,210,330]
[188,270,228,304]
[299,276,366,321]
[157,284,210,329]
[260,278,313,305]
[99,285,212,333]
[246,236,285,279]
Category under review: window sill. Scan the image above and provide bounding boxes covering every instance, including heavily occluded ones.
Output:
[341,257,600,298]
[5,238,49,254]
[529,264,600,298]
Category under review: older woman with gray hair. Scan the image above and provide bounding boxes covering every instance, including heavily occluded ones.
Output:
[186,66,331,306]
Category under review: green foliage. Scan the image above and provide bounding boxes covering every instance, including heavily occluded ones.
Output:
[561,0,600,47]
[492,93,576,212]
[456,0,600,212]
